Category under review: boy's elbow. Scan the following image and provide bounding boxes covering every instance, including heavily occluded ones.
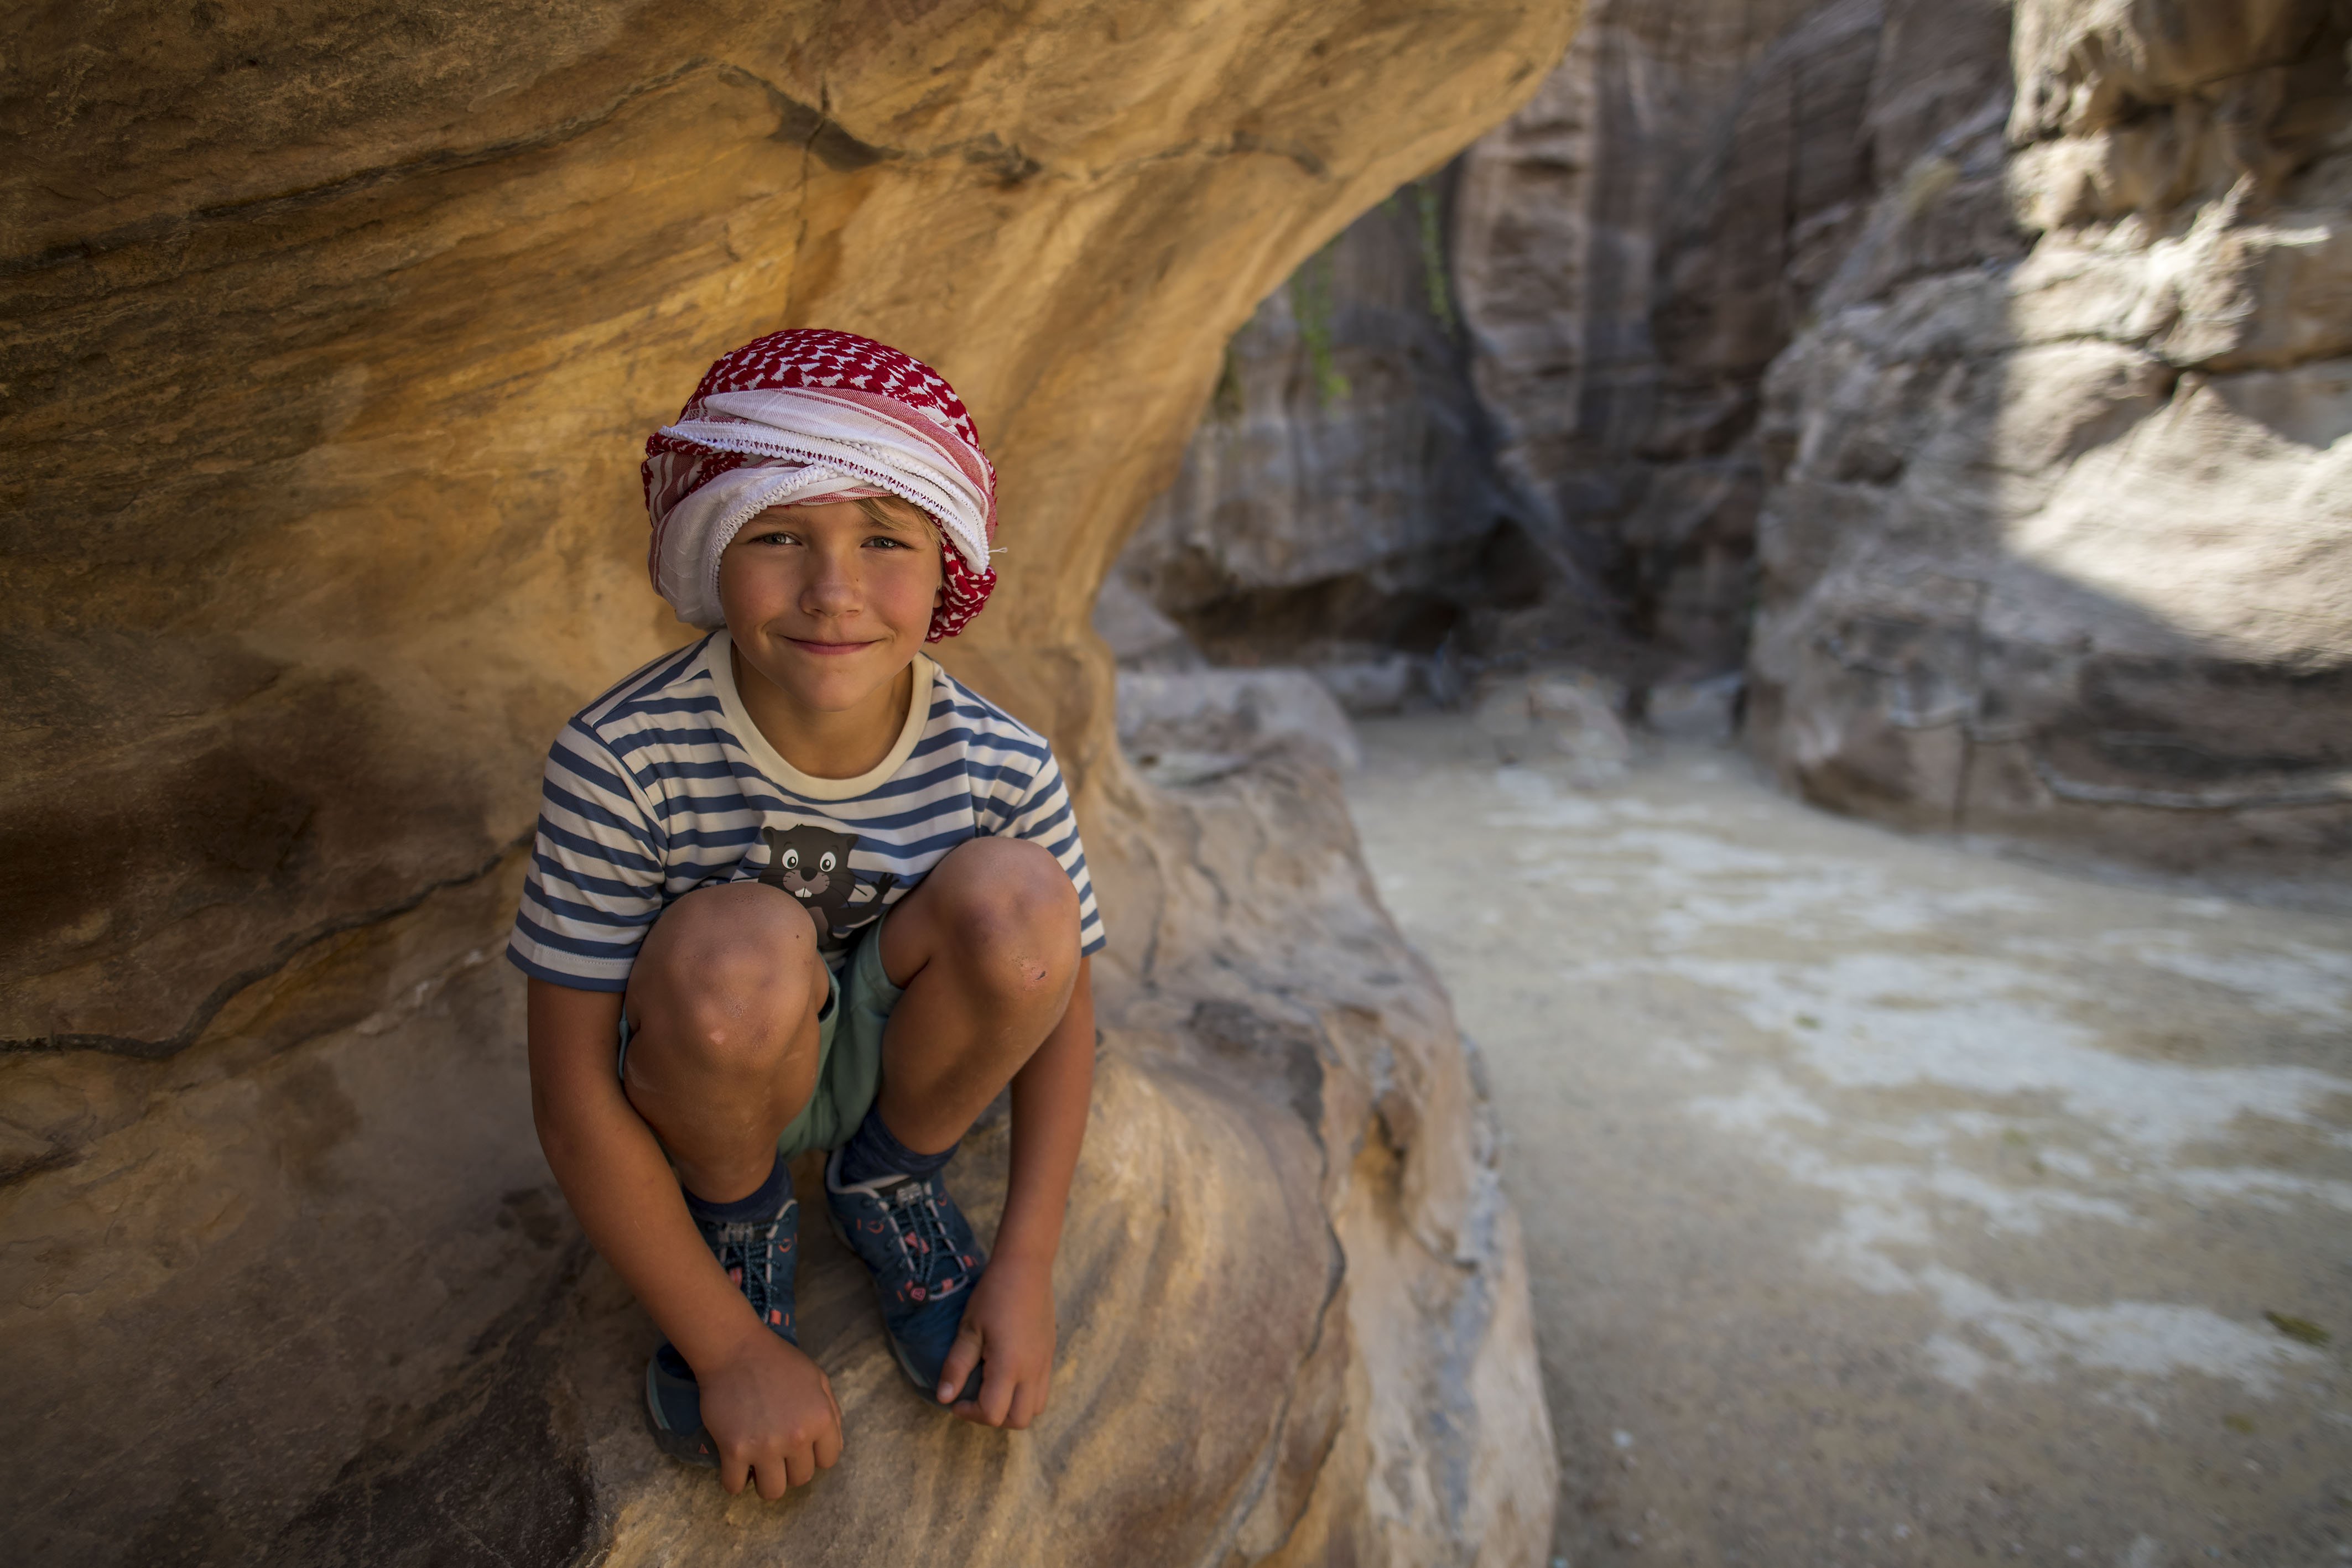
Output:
[528,1082,575,1164]
[528,1070,609,1174]
[528,1077,563,1140]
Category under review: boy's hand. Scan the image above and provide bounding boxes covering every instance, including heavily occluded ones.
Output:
[940,1255,1056,1429]
[696,1326,844,1498]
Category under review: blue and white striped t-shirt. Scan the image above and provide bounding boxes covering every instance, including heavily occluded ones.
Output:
[507,632,1106,991]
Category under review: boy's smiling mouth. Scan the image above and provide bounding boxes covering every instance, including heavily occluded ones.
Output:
[784,635,882,656]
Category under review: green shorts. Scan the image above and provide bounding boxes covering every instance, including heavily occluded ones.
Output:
[616,914,904,1160]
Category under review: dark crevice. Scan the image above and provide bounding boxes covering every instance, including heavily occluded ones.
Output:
[2,832,530,1060]
[720,64,894,171]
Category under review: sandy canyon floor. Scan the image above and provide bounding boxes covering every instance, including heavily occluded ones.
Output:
[1344,716,2352,1568]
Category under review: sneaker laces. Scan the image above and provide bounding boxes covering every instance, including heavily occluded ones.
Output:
[888,1182,965,1294]
[704,1210,792,1325]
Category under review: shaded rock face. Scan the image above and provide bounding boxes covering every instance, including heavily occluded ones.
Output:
[0,2,1570,1562]
[1747,0,2352,870]
[1113,185,1557,696]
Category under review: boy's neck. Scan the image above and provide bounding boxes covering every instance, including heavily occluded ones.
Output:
[730,643,915,781]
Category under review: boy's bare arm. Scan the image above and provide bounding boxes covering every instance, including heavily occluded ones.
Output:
[526,978,842,1496]
[940,954,1095,1428]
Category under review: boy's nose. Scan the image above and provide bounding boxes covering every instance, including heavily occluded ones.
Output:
[799,555,863,615]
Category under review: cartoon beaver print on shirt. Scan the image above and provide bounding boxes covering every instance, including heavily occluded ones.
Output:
[757,824,898,953]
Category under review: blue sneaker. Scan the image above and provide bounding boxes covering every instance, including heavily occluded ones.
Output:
[643,1185,800,1467]
[823,1149,987,1404]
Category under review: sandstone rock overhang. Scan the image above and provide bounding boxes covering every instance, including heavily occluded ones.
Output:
[0,2,1577,1562]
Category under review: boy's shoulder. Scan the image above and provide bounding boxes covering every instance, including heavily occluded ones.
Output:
[920,662,1055,767]
[565,634,723,747]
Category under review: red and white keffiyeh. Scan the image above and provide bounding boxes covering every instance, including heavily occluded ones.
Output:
[643,329,998,640]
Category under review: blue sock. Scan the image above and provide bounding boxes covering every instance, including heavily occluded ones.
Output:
[832,1103,956,1186]
[683,1153,789,1222]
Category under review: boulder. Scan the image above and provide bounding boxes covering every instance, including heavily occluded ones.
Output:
[0,1,1573,1561]
[1311,652,1443,716]
[1471,666,1633,778]
[1642,672,1745,743]
[1117,669,1365,781]
[1091,572,1206,673]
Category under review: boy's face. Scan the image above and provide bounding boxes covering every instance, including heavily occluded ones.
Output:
[719,498,944,716]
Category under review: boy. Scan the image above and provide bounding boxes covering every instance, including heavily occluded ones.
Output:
[511,330,1106,1501]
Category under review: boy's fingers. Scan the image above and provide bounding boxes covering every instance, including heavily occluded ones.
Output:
[719,1447,751,1496]
[938,1322,984,1404]
[1028,1370,1049,1421]
[979,1366,1016,1428]
[820,1378,844,1450]
[753,1450,791,1502]
[1008,1382,1042,1430]
[814,1419,844,1471]
[784,1444,816,1490]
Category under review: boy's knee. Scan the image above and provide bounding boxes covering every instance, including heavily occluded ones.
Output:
[630,883,823,1077]
[932,838,1079,997]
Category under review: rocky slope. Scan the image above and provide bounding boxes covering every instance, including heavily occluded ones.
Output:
[0,2,1573,1561]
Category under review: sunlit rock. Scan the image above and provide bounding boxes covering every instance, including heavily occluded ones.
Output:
[1747,0,2352,873]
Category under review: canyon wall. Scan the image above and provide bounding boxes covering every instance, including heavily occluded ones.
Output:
[1748,0,2352,870]
[1453,0,2351,865]
[1131,0,2350,872]
[1127,0,2015,687]
[0,2,1574,1561]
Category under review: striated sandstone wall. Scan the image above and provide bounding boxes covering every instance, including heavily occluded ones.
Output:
[1747,0,2352,870]
[0,2,1573,1561]
[1448,0,1887,674]
[1446,0,2021,679]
